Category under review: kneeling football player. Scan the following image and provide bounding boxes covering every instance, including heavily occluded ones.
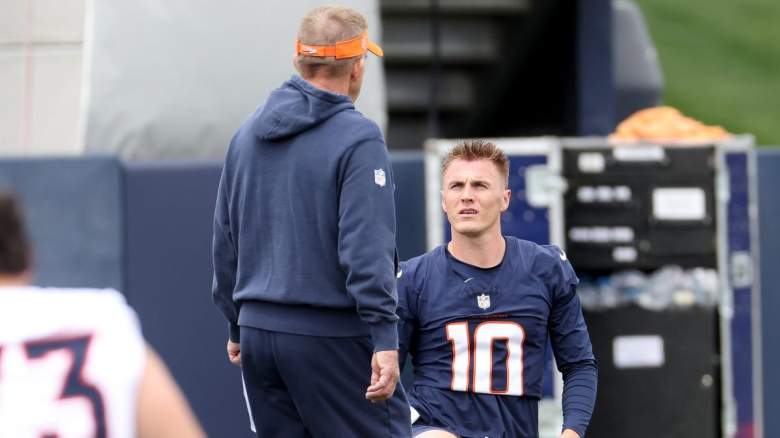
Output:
[398,140,597,438]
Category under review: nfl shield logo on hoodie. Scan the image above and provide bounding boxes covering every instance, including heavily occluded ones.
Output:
[374,169,386,187]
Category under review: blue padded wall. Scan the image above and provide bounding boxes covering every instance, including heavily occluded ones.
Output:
[122,161,253,437]
[758,149,780,438]
[392,151,428,261]
[0,157,122,289]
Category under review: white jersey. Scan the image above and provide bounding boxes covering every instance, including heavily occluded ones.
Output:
[0,286,145,438]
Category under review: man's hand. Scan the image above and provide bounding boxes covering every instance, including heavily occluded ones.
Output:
[365,349,400,402]
[227,340,241,366]
[561,429,580,438]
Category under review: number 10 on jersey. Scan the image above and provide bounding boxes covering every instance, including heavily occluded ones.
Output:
[446,321,525,396]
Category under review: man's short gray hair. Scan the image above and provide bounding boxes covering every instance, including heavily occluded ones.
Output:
[294,5,368,78]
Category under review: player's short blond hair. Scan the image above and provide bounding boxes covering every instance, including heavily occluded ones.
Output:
[294,5,367,79]
[442,140,510,188]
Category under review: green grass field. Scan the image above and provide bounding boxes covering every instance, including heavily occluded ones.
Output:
[635,0,780,146]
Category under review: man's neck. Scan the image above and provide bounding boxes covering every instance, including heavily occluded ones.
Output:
[305,76,350,98]
[0,273,30,287]
[447,230,506,269]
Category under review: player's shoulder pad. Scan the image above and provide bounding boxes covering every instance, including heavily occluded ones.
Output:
[522,241,578,287]
[397,246,445,295]
[40,286,127,302]
[32,287,141,328]
[397,254,425,293]
[66,287,134,309]
[96,288,133,305]
[90,288,142,329]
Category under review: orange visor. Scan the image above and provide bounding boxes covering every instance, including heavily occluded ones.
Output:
[296,31,383,59]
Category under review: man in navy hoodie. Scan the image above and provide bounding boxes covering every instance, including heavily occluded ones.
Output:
[211,5,411,438]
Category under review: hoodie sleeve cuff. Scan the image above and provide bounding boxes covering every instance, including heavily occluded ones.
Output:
[229,322,241,343]
[369,321,399,352]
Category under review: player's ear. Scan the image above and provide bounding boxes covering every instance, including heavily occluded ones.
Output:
[501,189,511,212]
[441,190,446,212]
[292,56,301,75]
[350,57,365,80]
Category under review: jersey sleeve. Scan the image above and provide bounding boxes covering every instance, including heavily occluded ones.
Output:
[396,260,421,369]
[537,246,597,437]
[536,245,591,363]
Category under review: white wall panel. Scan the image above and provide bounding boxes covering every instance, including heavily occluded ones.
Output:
[0,0,26,43]
[0,0,86,156]
[31,0,85,42]
[29,46,83,154]
[0,50,24,152]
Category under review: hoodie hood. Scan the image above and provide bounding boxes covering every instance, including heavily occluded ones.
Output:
[253,75,355,141]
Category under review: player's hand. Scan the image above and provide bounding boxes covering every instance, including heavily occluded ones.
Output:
[561,429,580,438]
[365,349,400,402]
[227,340,241,366]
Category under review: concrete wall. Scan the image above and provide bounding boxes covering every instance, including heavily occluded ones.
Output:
[0,0,86,155]
[1,1,386,159]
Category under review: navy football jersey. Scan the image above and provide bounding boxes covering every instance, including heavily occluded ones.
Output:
[398,236,596,438]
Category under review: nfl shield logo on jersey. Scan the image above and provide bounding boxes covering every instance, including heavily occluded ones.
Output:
[374,169,386,187]
[477,293,491,310]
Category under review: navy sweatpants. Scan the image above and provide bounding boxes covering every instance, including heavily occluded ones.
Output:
[240,326,412,438]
